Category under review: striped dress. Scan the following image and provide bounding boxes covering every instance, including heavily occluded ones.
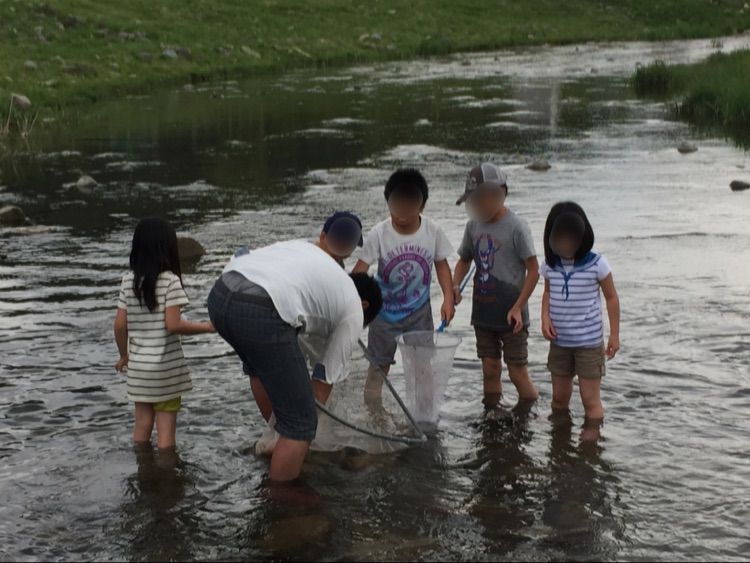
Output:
[117,271,192,402]
[540,252,612,348]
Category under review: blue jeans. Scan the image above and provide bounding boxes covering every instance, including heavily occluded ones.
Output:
[207,274,317,442]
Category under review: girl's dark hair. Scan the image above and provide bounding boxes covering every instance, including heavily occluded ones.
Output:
[129,217,182,312]
[384,168,429,207]
[543,201,595,267]
[349,272,383,325]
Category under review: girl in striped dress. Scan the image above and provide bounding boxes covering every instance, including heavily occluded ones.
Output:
[540,202,620,435]
[114,218,214,449]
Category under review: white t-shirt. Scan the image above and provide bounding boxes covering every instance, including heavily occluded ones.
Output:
[540,253,612,348]
[358,215,454,323]
[223,240,364,384]
[117,271,192,402]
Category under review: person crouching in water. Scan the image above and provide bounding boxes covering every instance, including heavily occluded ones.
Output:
[207,239,382,481]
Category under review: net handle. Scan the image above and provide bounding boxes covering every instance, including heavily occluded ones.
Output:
[437,262,476,333]
[357,339,428,442]
[315,400,426,445]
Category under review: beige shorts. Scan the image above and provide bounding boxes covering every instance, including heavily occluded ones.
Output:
[547,342,605,380]
[474,326,528,366]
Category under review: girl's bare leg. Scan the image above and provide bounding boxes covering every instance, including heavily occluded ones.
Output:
[133,402,155,443]
[579,377,604,421]
[155,411,177,449]
[551,375,574,413]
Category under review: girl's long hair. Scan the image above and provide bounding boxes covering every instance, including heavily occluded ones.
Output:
[129,217,182,312]
[543,201,595,267]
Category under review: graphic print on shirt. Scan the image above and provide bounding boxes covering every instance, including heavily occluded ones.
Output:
[471,233,521,330]
[475,233,501,286]
[380,242,432,315]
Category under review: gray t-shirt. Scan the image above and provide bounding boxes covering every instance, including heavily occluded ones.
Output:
[458,209,536,331]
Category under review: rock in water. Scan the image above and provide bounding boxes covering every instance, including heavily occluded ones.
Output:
[259,514,332,553]
[730,180,750,192]
[677,142,698,154]
[0,205,28,226]
[526,160,551,171]
[75,174,98,194]
[177,236,206,265]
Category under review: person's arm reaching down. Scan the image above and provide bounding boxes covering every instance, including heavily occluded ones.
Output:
[114,309,129,372]
[435,259,455,326]
[507,256,540,334]
[452,258,472,305]
[600,273,620,359]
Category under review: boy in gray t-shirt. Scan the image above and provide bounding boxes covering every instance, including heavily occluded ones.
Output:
[454,163,540,408]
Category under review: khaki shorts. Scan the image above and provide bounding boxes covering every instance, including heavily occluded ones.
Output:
[547,343,605,380]
[474,326,528,366]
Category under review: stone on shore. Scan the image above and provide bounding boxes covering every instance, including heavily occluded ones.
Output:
[0,205,28,227]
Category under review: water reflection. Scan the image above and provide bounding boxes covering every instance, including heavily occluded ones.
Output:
[540,411,621,560]
[469,404,538,556]
[120,444,194,562]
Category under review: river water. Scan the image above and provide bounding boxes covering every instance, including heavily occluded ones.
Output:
[1,36,749,561]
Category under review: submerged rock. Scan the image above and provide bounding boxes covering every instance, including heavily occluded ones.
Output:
[259,514,332,553]
[0,205,28,227]
[730,180,750,192]
[677,141,698,154]
[526,159,551,171]
[177,236,206,265]
[76,174,98,191]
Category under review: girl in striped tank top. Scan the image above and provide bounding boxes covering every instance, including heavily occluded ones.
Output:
[540,202,620,437]
[114,218,214,450]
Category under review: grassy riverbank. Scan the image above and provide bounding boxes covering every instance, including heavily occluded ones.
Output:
[1,0,750,123]
[633,49,750,147]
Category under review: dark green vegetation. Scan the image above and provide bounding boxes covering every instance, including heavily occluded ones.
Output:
[1,0,750,121]
[633,49,750,147]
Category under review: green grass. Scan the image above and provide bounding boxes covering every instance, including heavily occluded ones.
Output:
[633,50,750,146]
[2,0,750,122]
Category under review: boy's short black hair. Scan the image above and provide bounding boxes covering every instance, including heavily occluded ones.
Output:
[384,168,429,206]
[349,273,383,325]
[543,201,595,267]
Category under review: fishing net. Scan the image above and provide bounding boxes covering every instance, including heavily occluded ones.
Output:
[255,340,426,455]
[396,331,462,433]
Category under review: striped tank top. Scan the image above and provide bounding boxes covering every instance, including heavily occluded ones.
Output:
[540,252,612,348]
[117,271,192,402]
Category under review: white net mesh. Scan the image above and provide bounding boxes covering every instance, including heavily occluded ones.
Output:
[397,330,462,433]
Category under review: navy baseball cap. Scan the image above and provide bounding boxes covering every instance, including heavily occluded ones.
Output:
[323,211,364,247]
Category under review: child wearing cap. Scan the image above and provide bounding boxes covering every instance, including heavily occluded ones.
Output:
[453,163,540,408]
[353,168,455,401]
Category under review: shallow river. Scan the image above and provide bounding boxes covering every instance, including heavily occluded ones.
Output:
[1,35,749,561]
